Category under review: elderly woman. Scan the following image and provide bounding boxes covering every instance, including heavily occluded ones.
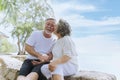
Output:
[41,19,79,80]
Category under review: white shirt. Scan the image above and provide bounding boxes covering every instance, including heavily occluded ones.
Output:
[26,30,56,59]
[52,36,79,68]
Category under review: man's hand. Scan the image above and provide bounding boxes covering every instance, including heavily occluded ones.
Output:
[47,52,53,61]
[42,54,49,62]
[32,60,42,65]
[37,54,49,62]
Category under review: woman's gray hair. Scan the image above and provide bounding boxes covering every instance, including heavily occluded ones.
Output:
[57,19,71,37]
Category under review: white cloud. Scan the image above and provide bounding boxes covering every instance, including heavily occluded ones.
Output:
[56,14,120,34]
[73,35,120,56]
[50,1,97,20]
[81,16,120,27]
[74,5,96,11]
[50,0,120,28]
[63,14,120,27]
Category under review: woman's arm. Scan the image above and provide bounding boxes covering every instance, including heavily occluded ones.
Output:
[49,55,71,72]
[52,55,71,64]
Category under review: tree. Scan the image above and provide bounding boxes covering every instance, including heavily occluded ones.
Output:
[0,0,54,55]
[11,23,33,55]
[0,38,17,54]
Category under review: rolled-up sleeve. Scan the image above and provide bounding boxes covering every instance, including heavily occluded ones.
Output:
[63,37,74,57]
[26,31,36,46]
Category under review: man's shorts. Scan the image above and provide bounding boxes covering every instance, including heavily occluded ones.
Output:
[19,59,49,80]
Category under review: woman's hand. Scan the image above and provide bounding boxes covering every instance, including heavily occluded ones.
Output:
[48,62,57,72]
[48,55,71,72]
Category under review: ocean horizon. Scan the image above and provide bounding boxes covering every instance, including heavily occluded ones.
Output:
[78,55,120,80]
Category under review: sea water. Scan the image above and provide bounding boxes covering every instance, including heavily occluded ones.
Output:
[78,55,120,80]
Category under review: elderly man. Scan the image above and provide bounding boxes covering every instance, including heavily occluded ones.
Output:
[17,18,56,80]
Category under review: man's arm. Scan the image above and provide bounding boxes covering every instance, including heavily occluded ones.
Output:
[25,43,49,62]
[25,43,43,60]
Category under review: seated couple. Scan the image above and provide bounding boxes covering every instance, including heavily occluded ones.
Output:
[17,18,79,80]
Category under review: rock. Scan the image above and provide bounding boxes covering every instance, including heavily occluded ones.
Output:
[0,55,117,80]
[11,55,26,61]
[64,71,116,80]
[0,75,6,80]
[0,55,23,80]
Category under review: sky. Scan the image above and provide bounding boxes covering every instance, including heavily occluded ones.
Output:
[49,0,120,56]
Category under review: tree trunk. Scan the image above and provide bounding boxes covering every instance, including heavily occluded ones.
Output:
[17,36,21,55]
